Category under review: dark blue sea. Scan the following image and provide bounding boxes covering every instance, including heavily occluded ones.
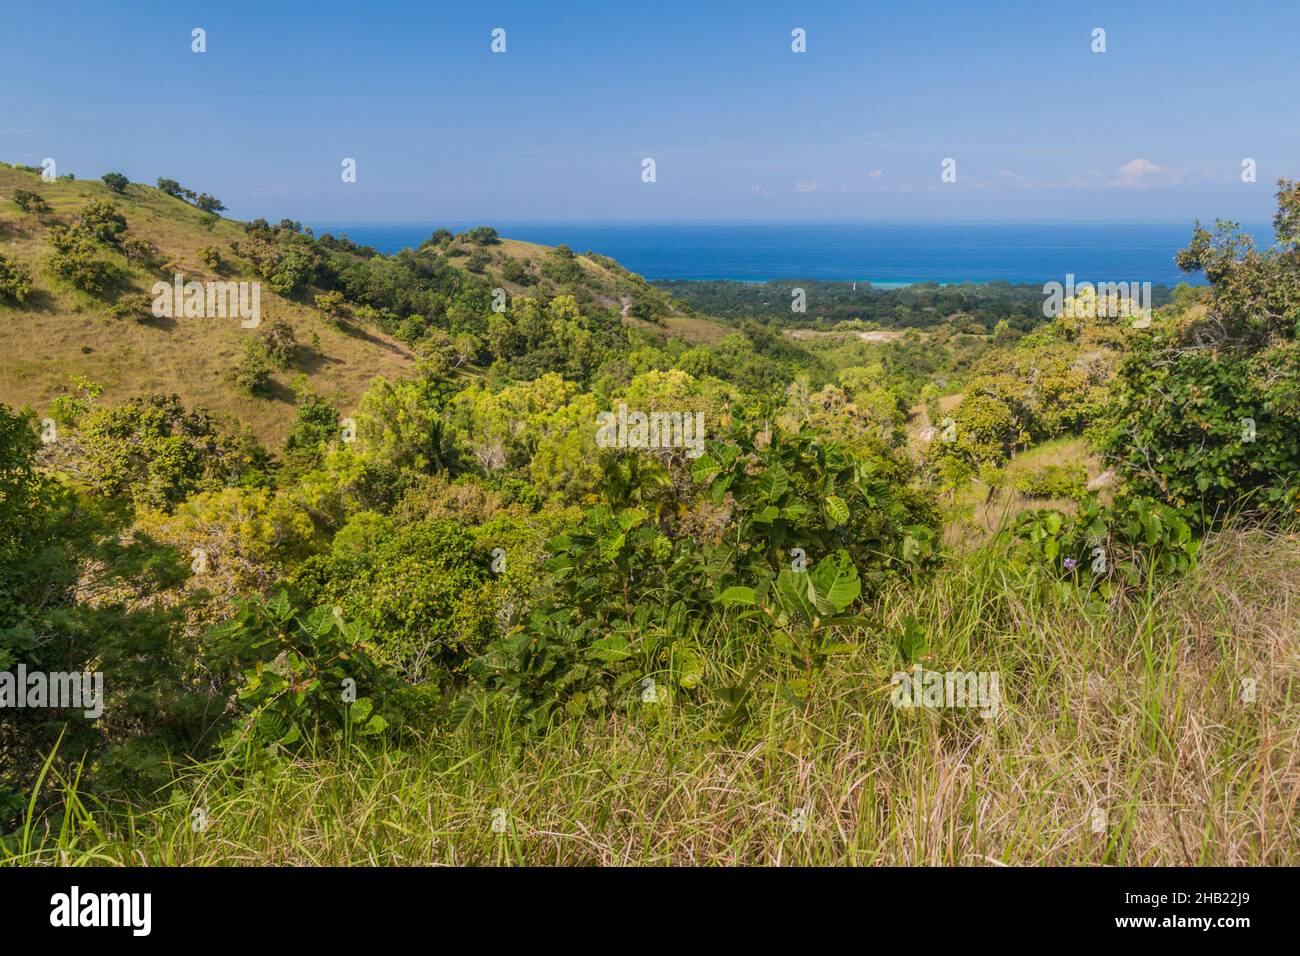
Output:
[308,222,1272,286]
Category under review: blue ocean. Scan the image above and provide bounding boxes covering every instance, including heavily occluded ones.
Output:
[307,222,1272,286]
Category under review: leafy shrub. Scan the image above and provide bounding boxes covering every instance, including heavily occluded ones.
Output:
[499,256,534,285]
[719,550,865,705]
[48,375,103,426]
[46,226,121,296]
[460,226,499,245]
[1013,463,1087,500]
[12,189,48,214]
[146,483,312,572]
[315,290,346,321]
[467,419,939,728]
[107,292,152,321]
[257,318,298,369]
[101,172,130,194]
[268,245,317,296]
[77,393,269,510]
[542,246,583,284]
[0,253,33,304]
[73,199,128,245]
[281,384,340,472]
[121,236,160,268]
[234,345,273,396]
[692,419,940,593]
[1015,493,1198,596]
[209,592,401,751]
[1101,181,1300,521]
[289,520,494,679]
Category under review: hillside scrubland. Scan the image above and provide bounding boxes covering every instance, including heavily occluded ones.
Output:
[1,167,1297,865]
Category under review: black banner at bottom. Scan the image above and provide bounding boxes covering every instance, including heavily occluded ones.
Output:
[0,865,1280,941]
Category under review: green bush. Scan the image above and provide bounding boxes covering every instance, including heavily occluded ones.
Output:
[290,520,495,679]
[1101,181,1300,521]
[466,420,940,728]
[0,253,33,304]
[46,227,121,296]
[12,189,48,214]
[1015,493,1198,596]
[208,592,402,752]
[234,345,273,396]
[1013,462,1087,500]
[258,318,298,369]
[107,292,152,321]
[77,393,268,510]
[73,199,128,245]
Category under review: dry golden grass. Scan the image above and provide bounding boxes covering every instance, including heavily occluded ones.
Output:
[0,168,416,442]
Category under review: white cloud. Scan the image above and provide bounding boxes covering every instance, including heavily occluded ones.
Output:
[868,169,883,179]
[1110,158,1164,189]
[794,179,823,193]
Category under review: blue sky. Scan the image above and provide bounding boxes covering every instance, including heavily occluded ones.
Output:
[2,0,1295,223]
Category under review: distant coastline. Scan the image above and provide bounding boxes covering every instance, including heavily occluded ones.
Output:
[306,221,1271,286]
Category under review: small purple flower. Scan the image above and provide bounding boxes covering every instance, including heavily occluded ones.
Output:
[1063,557,1078,571]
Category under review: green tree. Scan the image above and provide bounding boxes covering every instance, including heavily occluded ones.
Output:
[73,199,128,245]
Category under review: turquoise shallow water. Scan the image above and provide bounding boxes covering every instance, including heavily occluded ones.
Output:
[308,221,1271,285]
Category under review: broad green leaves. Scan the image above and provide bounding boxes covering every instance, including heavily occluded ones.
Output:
[717,551,867,699]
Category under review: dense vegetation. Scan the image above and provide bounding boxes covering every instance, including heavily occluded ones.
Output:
[0,171,1297,865]
[657,278,1176,331]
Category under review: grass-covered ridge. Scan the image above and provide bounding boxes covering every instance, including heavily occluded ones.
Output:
[0,164,711,445]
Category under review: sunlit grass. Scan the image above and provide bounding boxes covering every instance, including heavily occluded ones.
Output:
[6,527,1297,866]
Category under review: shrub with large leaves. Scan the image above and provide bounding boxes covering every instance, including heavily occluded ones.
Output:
[1014,493,1198,596]
[692,419,939,594]
[209,592,402,751]
[1101,181,1300,522]
[720,550,866,706]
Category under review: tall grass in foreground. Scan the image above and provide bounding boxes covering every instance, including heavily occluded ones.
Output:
[6,527,1297,866]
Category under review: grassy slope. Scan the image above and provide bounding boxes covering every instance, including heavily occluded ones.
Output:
[0,168,728,444]
[14,526,1297,865]
[0,167,420,444]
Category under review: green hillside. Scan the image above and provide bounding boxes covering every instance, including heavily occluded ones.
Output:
[0,164,717,443]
